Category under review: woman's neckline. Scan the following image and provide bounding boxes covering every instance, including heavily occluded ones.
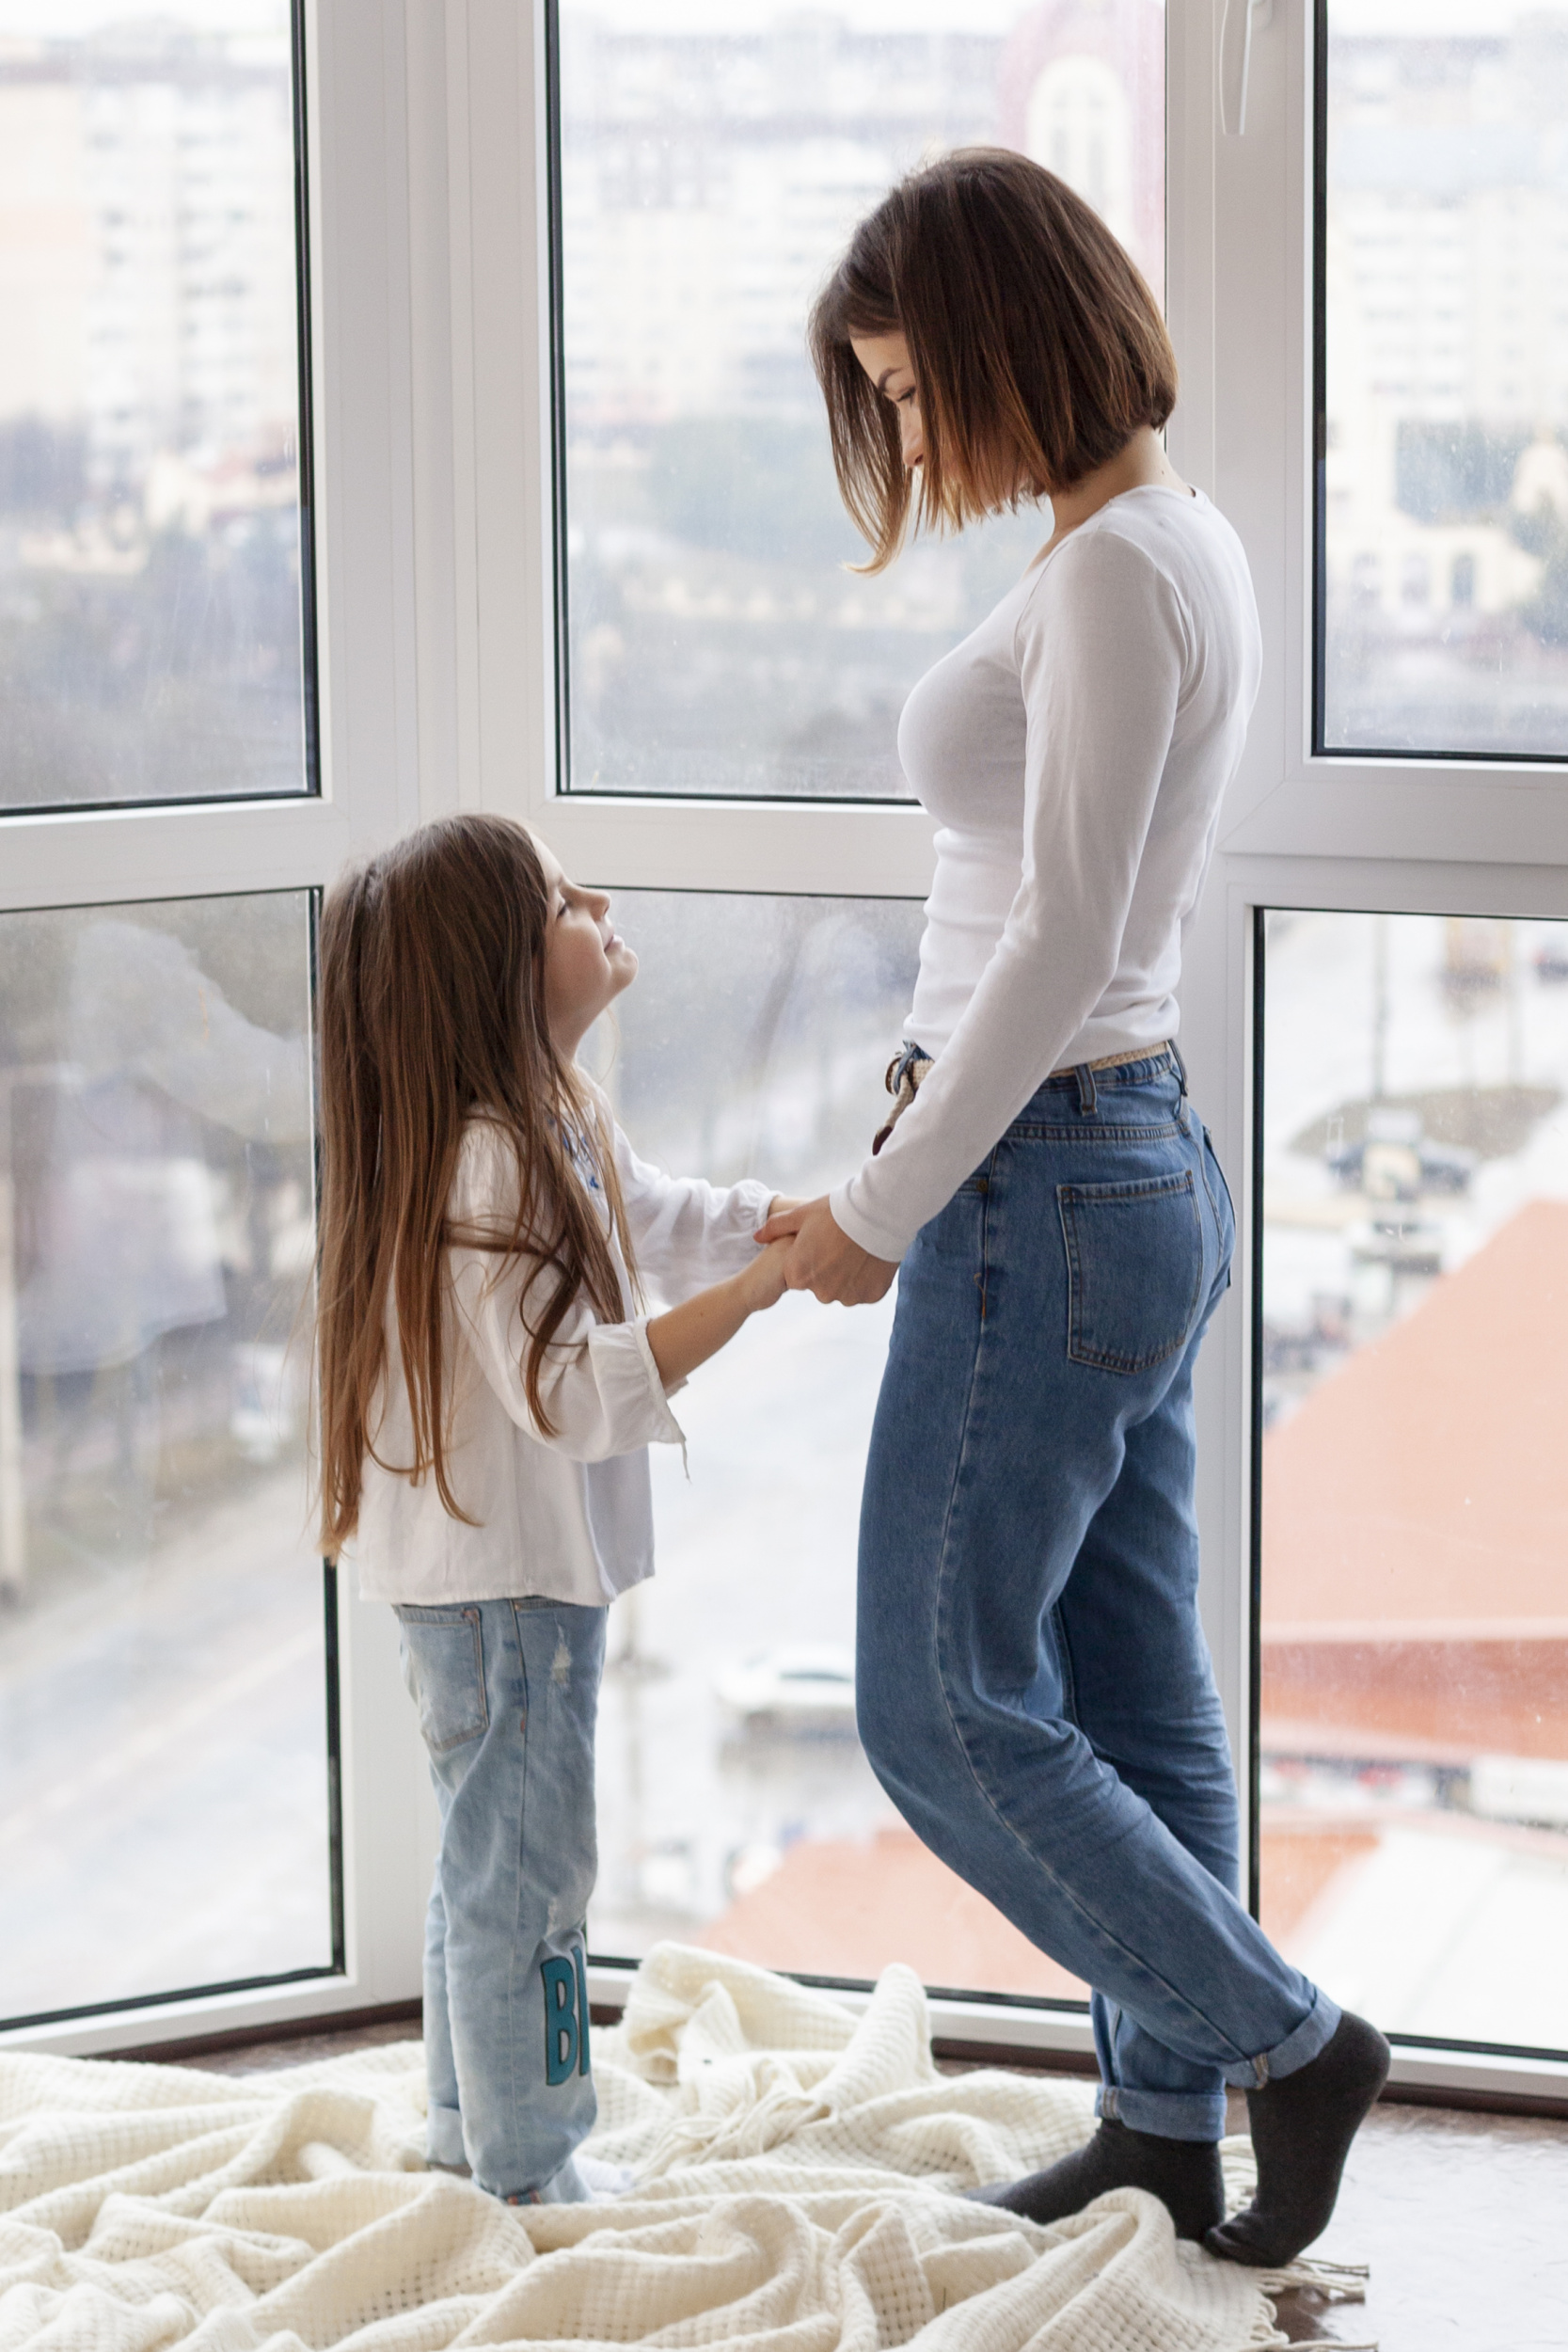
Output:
[1025,479,1203,572]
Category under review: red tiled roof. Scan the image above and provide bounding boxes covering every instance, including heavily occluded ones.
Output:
[1261,1200,1568,1634]
[699,1827,1084,2000]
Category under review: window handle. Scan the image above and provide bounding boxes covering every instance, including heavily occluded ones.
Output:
[1220,0,1274,137]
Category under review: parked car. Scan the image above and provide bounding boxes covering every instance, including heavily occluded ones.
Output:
[1326,1104,1477,1196]
[714,1645,858,1732]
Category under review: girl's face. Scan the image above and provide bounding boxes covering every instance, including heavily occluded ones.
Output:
[534,838,638,1055]
[850,327,925,471]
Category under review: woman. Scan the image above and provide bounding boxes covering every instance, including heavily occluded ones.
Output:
[758,151,1386,2266]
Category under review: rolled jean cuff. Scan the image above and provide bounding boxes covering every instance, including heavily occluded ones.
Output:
[1098,2083,1228,2142]
[1225,1988,1343,2090]
[534,2153,593,2203]
[427,2102,467,2168]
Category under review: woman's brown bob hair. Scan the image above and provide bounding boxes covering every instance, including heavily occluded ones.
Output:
[314,813,635,1553]
[809,148,1177,570]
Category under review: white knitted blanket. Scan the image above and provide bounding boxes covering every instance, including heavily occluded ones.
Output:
[0,1946,1350,2351]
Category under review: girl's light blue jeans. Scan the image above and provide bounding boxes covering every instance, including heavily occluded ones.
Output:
[857,1048,1339,2143]
[394,1596,605,2201]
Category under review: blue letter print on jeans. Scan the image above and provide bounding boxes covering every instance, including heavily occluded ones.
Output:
[542,1951,592,2085]
[574,1947,592,2076]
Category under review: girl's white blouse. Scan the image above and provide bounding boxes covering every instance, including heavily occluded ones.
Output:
[352,1114,771,1608]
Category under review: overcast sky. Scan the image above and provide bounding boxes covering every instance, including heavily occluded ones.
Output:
[1333,0,1565,29]
[563,3,1042,32]
[5,2,1558,40]
[0,2,283,34]
[563,0,1552,32]
[2,2,1556,52]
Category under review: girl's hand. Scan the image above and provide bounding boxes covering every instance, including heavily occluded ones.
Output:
[646,1241,794,1389]
[737,1236,794,1314]
[753,1195,898,1306]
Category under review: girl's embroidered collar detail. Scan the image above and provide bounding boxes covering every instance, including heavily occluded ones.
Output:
[556,1116,603,1193]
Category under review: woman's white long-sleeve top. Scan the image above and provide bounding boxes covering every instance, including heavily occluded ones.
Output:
[830,485,1262,1263]
[353,1114,772,1608]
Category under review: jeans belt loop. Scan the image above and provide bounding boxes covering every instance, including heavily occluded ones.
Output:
[875,1037,1180,1152]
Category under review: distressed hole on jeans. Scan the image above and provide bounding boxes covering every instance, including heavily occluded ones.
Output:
[551,1638,571,1686]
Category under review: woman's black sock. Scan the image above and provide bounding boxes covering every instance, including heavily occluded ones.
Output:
[970,2116,1226,2241]
[1205,2010,1390,2268]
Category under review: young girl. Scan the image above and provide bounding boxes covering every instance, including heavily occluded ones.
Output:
[316,812,792,2205]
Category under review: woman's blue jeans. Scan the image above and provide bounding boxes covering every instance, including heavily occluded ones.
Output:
[857,1048,1338,2142]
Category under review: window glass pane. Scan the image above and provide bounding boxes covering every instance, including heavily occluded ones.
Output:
[557,0,1165,799]
[0,5,311,812]
[0,890,330,2026]
[1320,3,1568,757]
[582,890,1083,2002]
[1259,909,1568,2054]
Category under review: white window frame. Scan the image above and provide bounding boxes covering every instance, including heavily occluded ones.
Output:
[1178,0,1568,2106]
[11,0,1566,2107]
[1,0,435,2058]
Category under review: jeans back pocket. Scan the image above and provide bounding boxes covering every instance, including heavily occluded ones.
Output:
[394,1604,490,1753]
[1057,1170,1204,1375]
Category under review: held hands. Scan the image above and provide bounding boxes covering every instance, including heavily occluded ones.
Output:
[734,1195,803,1316]
[645,1225,795,1391]
[754,1194,898,1307]
[736,1235,795,1314]
[647,1193,893,1395]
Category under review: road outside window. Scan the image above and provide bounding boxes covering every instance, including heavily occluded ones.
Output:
[0,892,330,2027]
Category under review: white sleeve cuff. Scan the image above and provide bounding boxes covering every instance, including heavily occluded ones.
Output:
[829,1179,911,1265]
[735,1176,776,1226]
[707,1178,776,1265]
[630,1314,688,1421]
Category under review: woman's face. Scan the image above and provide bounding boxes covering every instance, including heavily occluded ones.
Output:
[850,328,925,471]
[532,836,638,1055]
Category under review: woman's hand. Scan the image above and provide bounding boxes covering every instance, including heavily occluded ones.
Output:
[754,1195,898,1306]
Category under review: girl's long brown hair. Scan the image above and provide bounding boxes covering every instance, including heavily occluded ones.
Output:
[809,148,1178,570]
[315,813,635,1551]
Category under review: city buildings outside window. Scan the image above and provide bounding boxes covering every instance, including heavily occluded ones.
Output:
[555,0,1163,1994]
[0,2,331,2038]
[0,6,310,810]
[1322,4,1568,756]
[3,0,1564,2102]
[557,0,1164,800]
